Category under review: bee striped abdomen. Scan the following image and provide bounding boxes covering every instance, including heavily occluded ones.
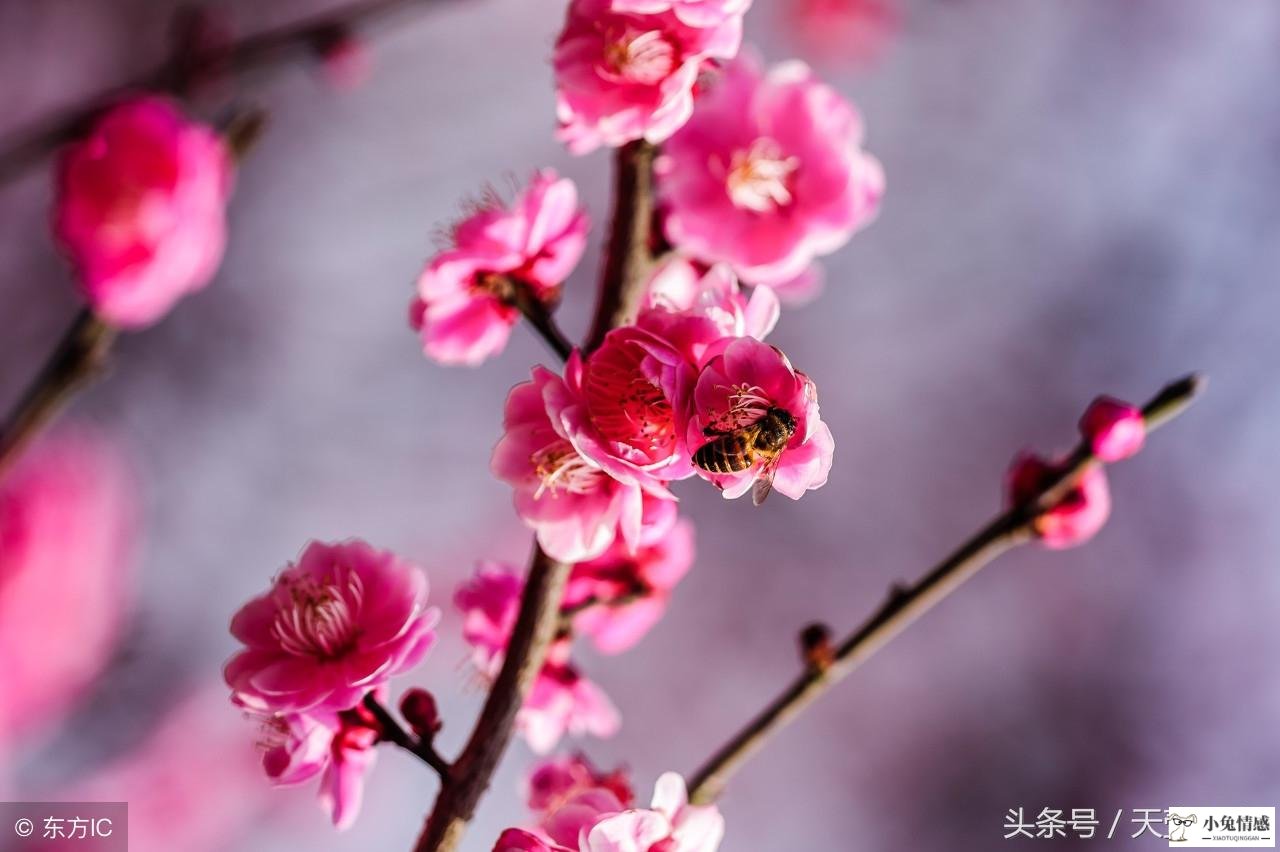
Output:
[693,434,754,474]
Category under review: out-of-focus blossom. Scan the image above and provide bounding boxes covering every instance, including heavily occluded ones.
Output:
[784,0,899,69]
[54,96,233,328]
[1006,453,1112,549]
[54,689,272,852]
[399,687,443,737]
[583,773,724,852]
[495,829,574,852]
[412,171,588,365]
[493,367,663,562]
[312,25,374,91]
[687,337,834,501]
[566,518,695,654]
[0,430,135,745]
[639,260,779,366]
[657,55,883,286]
[613,0,751,29]
[528,754,634,847]
[518,640,622,754]
[1079,396,1146,462]
[253,688,383,830]
[456,565,621,753]
[553,0,743,154]
[224,539,439,714]
[555,329,696,487]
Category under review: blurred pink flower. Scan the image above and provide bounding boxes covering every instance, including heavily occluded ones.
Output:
[567,518,695,654]
[493,367,660,562]
[614,0,751,28]
[496,829,574,852]
[224,539,440,714]
[1005,453,1113,549]
[53,96,233,328]
[412,171,589,365]
[1079,396,1146,462]
[639,260,778,367]
[0,430,135,745]
[657,55,883,286]
[528,754,634,847]
[687,337,834,501]
[455,561,525,676]
[255,691,382,830]
[583,773,724,852]
[314,27,374,91]
[519,641,622,754]
[553,0,743,154]
[784,0,899,69]
[54,689,272,852]
[556,328,696,486]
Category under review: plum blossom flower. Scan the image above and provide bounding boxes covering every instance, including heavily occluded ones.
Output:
[566,518,695,654]
[495,829,574,852]
[583,773,724,852]
[54,96,233,328]
[493,366,669,562]
[456,564,621,753]
[224,539,440,715]
[785,0,900,69]
[1005,453,1112,549]
[411,171,588,365]
[553,0,744,154]
[527,754,634,847]
[0,429,135,745]
[639,259,779,367]
[1079,396,1146,462]
[253,690,383,830]
[657,55,883,286]
[612,0,751,29]
[687,337,833,501]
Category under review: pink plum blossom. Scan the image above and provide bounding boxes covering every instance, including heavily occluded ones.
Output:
[54,96,233,328]
[657,55,883,286]
[456,564,621,753]
[553,0,744,154]
[495,829,574,852]
[412,171,588,365]
[528,754,635,847]
[612,0,751,29]
[639,259,779,367]
[0,429,135,745]
[253,689,384,830]
[687,337,834,501]
[493,366,667,562]
[1079,396,1146,462]
[785,0,900,69]
[566,518,695,654]
[1006,453,1112,549]
[224,539,440,714]
[583,773,724,852]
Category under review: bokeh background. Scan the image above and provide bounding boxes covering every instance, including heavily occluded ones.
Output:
[1,0,1277,849]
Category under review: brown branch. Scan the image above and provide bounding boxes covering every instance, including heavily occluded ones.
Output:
[0,0,440,187]
[685,373,1206,804]
[583,141,658,353]
[410,140,662,852]
[0,309,115,479]
[491,274,574,361]
[362,693,453,781]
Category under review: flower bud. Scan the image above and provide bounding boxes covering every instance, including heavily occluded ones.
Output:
[400,688,442,738]
[1005,452,1112,549]
[1079,396,1146,462]
[799,622,835,672]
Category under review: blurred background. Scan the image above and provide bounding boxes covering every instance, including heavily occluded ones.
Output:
[1,0,1277,849]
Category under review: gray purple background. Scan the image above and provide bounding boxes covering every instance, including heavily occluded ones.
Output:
[1,0,1277,849]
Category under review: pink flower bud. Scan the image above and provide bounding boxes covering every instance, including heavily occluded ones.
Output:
[1005,453,1112,549]
[54,97,233,328]
[1079,396,1146,462]
[312,25,373,91]
[400,688,442,737]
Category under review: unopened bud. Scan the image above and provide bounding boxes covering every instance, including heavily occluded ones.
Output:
[400,688,442,738]
[799,622,835,672]
[1079,396,1146,462]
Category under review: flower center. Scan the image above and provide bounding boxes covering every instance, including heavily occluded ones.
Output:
[531,440,607,498]
[599,28,678,85]
[707,382,772,432]
[272,572,363,660]
[584,341,677,460]
[724,139,800,213]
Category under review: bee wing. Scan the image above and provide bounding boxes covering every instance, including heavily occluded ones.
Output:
[751,454,782,506]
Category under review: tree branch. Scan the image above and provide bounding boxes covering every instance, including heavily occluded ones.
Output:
[363,693,453,781]
[685,373,1206,804]
[0,309,115,479]
[493,274,574,361]
[0,0,442,187]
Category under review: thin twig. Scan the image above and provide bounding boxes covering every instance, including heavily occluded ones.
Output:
[0,0,439,187]
[685,373,1206,804]
[363,693,453,781]
[0,309,115,479]
[494,275,574,361]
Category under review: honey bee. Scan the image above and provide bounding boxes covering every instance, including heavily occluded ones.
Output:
[692,407,797,505]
